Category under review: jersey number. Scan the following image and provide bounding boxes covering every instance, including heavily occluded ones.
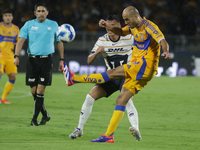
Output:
[108,55,128,69]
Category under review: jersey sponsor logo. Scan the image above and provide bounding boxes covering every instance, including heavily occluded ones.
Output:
[31,26,38,31]
[47,27,51,30]
[83,76,97,83]
[135,43,144,48]
[135,34,138,38]
[28,78,35,82]
[134,40,151,50]
[108,48,124,52]
[0,35,16,43]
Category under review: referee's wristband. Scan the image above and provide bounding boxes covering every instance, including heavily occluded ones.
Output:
[14,55,19,58]
[60,58,64,61]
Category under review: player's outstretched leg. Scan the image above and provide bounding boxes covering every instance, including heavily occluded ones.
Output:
[69,128,83,139]
[62,61,110,85]
[62,61,75,86]
[129,127,142,141]
[90,134,114,143]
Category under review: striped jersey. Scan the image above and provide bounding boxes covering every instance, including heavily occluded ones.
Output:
[0,22,19,58]
[122,17,165,62]
[91,34,133,70]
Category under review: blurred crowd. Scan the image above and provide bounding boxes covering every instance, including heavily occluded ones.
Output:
[0,0,200,36]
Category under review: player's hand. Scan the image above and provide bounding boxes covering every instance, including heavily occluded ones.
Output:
[58,60,63,71]
[161,52,171,59]
[14,57,20,67]
[99,19,107,28]
[96,46,104,54]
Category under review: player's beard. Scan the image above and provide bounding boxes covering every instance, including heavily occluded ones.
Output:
[130,19,138,28]
[38,16,46,22]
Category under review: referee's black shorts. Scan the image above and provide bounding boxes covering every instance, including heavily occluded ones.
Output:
[26,54,53,86]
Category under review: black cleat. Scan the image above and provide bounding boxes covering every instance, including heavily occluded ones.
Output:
[39,114,50,125]
[31,119,39,126]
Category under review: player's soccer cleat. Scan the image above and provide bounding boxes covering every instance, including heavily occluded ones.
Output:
[90,134,114,143]
[39,114,50,125]
[0,99,12,104]
[31,119,39,126]
[69,128,83,139]
[129,127,142,141]
[62,61,75,86]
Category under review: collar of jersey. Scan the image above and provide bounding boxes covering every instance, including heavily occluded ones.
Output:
[108,35,120,43]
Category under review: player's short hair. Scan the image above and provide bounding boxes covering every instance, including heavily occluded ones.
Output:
[34,2,48,11]
[2,9,13,15]
[106,15,120,23]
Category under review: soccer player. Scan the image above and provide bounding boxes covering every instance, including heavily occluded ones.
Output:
[14,2,64,126]
[0,9,19,104]
[69,15,140,142]
[63,6,171,142]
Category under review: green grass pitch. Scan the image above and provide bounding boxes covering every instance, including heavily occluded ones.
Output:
[0,73,199,150]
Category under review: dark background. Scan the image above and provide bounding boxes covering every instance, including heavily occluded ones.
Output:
[1,0,200,76]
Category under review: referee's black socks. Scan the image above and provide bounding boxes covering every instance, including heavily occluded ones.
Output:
[33,94,48,117]
[33,93,44,120]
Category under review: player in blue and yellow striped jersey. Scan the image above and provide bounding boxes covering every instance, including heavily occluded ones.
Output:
[63,6,171,142]
[0,10,19,104]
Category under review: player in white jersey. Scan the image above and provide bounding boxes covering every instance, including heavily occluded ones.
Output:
[69,15,141,142]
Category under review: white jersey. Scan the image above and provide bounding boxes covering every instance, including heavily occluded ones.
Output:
[91,33,133,70]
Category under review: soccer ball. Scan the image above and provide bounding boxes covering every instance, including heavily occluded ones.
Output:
[57,24,76,43]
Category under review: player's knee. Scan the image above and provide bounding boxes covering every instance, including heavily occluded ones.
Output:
[0,71,2,76]
[107,69,116,80]
[8,73,16,80]
[107,67,125,80]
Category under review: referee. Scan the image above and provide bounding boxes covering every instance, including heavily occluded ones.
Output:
[14,2,64,126]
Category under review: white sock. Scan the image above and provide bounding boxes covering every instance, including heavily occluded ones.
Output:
[126,97,139,131]
[78,94,95,130]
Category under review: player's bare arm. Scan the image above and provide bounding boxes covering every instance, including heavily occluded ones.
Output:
[160,39,171,59]
[14,38,26,66]
[87,46,104,65]
[57,41,64,71]
[99,19,125,36]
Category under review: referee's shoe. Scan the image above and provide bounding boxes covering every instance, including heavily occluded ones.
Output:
[39,113,50,125]
[31,119,39,126]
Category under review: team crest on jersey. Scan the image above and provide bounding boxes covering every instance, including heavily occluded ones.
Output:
[140,33,144,40]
